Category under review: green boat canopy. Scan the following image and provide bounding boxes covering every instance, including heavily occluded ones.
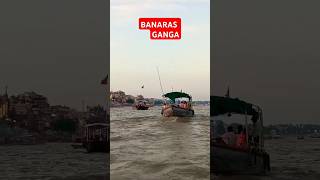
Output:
[163,92,192,102]
[211,96,260,122]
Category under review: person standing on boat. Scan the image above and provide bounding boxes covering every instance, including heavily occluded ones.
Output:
[236,125,247,149]
[179,101,187,109]
[187,102,191,110]
[182,101,187,109]
[179,101,184,108]
[222,126,236,146]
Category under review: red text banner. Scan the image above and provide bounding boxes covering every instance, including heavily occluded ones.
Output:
[139,18,181,40]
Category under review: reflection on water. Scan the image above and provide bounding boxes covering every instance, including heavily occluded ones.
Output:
[212,137,320,180]
[0,143,108,180]
[110,106,210,180]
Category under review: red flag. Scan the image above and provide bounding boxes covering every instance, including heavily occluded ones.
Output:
[101,75,108,85]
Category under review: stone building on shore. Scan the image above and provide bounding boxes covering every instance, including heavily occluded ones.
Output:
[110,91,135,106]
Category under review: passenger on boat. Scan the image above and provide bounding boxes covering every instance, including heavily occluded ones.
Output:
[222,126,236,146]
[183,101,188,109]
[179,101,187,109]
[187,102,191,109]
[162,102,169,109]
[236,125,247,149]
[178,101,183,108]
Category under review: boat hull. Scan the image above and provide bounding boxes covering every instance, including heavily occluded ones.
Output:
[135,105,149,110]
[212,144,270,175]
[161,106,194,117]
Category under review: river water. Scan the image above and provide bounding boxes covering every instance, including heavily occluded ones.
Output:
[2,105,319,180]
[0,143,108,180]
[212,137,320,180]
[110,105,210,180]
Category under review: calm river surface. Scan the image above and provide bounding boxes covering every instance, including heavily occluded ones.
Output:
[110,105,210,180]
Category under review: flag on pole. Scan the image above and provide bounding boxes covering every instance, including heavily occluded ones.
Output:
[101,75,108,85]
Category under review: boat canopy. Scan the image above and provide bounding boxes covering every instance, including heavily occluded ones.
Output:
[211,96,260,122]
[163,91,192,102]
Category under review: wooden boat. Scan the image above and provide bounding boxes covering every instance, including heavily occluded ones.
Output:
[161,91,194,117]
[134,100,150,110]
[82,123,109,153]
[211,95,270,175]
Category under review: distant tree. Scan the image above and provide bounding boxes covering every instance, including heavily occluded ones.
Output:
[52,119,77,133]
[126,99,134,104]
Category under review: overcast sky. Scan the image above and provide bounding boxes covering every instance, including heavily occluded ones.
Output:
[0,0,108,110]
[3,0,318,123]
[212,0,320,124]
[111,0,210,101]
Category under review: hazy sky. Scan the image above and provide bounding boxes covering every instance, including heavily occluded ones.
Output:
[212,0,320,124]
[111,0,210,101]
[0,0,108,110]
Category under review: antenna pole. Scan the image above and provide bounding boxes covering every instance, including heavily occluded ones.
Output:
[156,67,164,95]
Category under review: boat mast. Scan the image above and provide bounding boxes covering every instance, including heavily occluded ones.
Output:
[156,67,165,95]
[260,108,264,149]
[245,110,249,146]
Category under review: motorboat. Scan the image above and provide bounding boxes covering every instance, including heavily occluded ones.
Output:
[161,91,194,117]
[211,95,270,175]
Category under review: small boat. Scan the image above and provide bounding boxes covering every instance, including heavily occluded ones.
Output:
[82,123,109,153]
[161,91,194,117]
[134,100,150,110]
[211,95,270,175]
[310,132,320,138]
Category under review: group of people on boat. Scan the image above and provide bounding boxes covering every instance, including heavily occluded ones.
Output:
[220,125,248,149]
[162,100,191,110]
[178,100,191,109]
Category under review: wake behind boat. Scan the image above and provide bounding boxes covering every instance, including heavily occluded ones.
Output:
[161,91,194,117]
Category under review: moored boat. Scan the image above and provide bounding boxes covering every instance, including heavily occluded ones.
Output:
[82,123,109,153]
[161,91,194,117]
